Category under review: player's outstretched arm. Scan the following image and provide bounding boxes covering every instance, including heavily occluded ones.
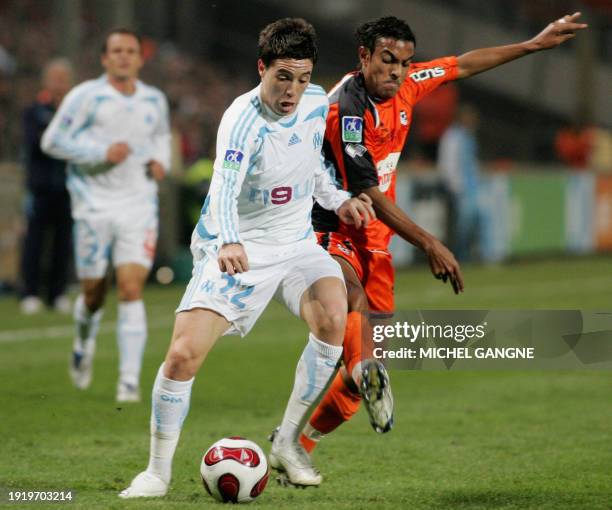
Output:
[456,12,588,79]
[363,186,464,294]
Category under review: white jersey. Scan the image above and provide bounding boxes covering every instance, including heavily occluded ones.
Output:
[41,75,171,218]
[194,83,349,250]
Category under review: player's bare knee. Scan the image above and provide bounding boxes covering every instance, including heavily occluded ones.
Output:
[312,308,346,343]
[83,286,105,311]
[165,342,198,380]
[117,281,143,302]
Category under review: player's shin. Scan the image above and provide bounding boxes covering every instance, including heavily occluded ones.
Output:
[70,294,103,389]
[276,333,343,443]
[73,293,103,348]
[117,300,147,397]
[146,363,194,484]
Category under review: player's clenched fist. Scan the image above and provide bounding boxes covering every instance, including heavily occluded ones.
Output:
[218,243,249,275]
[106,142,131,164]
[337,193,376,229]
[146,160,166,181]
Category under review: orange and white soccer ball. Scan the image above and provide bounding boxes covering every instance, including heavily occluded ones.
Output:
[200,437,269,503]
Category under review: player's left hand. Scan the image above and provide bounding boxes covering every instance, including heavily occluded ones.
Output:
[146,160,166,181]
[529,12,588,51]
[424,237,464,295]
[338,193,376,229]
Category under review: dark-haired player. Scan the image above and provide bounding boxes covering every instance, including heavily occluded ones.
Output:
[119,18,375,497]
[299,13,588,454]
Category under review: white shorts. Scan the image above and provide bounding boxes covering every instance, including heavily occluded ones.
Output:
[176,239,345,337]
[73,204,158,280]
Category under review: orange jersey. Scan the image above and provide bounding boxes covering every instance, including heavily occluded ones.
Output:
[312,56,458,250]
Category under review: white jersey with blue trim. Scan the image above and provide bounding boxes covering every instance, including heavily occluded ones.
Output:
[195,83,350,251]
[41,75,171,218]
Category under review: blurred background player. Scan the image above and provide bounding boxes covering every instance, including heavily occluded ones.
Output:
[20,58,74,315]
[119,18,375,498]
[41,29,171,402]
[299,13,588,456]
[438,104,484,261]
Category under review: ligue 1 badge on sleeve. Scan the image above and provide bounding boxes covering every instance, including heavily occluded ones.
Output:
[400,110,408,126]
[342,116,363,143]
[222,149,244,171]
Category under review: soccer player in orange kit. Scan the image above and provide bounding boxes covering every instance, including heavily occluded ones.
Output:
[294,13,588,457]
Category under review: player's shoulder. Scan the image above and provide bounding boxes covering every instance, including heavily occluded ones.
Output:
[304,82,327,98]
[298,82,329,120]
[224,87,263,120]
[326,72,368,119]
[137,81,167,101]
[219,87,264,146]
[406,56,458,83]
[64,76,107,103]
[328,72,365,103]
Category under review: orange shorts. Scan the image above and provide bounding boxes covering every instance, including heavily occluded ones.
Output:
[316,231,394,315]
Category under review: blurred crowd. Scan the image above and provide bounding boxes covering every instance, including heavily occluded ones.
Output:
[0,2,252,168]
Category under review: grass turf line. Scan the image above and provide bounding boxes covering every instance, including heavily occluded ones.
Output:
[0,256,610,509]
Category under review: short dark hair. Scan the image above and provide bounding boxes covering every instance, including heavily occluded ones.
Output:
[356,16,416,53]
[258,18,318,66]
[101,28,142,54]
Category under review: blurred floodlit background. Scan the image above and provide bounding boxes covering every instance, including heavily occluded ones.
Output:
[0,0,611,291]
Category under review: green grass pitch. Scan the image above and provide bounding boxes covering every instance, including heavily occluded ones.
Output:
[1,256,610,509]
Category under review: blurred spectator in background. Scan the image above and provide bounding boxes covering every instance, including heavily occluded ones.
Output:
[554,119,594,170]
[413,82,458,161]
[20,58,74,314]
[438,104,483,261]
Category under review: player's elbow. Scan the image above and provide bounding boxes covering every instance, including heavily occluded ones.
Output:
[40,132,53,155]
[40,131,59,158]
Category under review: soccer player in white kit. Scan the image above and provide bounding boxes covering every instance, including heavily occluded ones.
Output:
[41,29,171,402]
[119,18,376,498]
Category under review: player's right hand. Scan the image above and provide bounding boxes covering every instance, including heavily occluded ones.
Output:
[423,238,464,294]
[218,243,249,275]
[106,142,131,164]
[338,193,376,229]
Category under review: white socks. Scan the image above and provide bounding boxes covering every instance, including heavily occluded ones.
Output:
[146,364,194,484]
[117,300,147,387]
[73,293,103,352]
[277,333,343,443]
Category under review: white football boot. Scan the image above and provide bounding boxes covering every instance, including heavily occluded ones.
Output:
[116,381,141,403]
[20,296,43,315]
[269,432,322,487]
[69,338,96,390]
[119,471,168,498]
[360,359,394,433]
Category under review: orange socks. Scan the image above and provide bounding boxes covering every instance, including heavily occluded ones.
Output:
[299,371,361,453]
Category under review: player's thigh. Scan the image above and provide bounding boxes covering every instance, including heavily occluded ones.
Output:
[115,263,149,301]
[178,245,281,338]
[276,244,347,343]
[164,308,231,380]
[332,255,369,314]
[113,205,158,271]
[317,232,367,313]
[362,250,395,316]
[73,216,112,280]
[300,275,347,345]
